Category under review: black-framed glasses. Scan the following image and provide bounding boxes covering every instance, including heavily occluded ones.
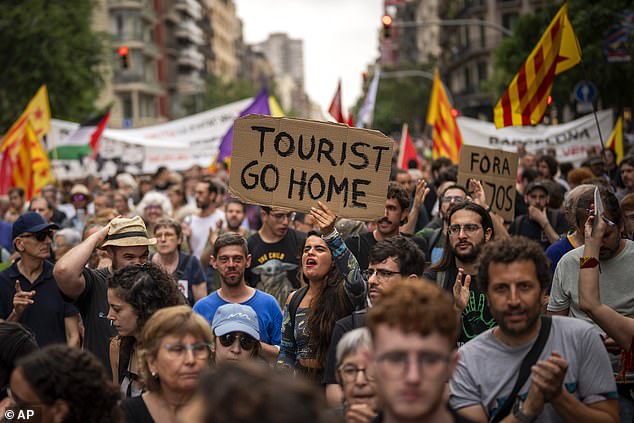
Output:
[163,342,212,360]
[217,332,258,351]
[361,268,400,281]
[375,351,451,380]
[447,223,482,237]
[338,365,376,383]
[19,230,54,242]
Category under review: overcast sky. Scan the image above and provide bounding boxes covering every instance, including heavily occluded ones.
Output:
[234,0,383,113]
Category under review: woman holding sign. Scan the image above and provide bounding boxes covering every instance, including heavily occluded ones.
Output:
[277,202,366,384]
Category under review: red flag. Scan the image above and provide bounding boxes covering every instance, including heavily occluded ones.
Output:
[328,80,345,123]
[90,111,111,159]
[398,123,419,170]
[346,112,354,127]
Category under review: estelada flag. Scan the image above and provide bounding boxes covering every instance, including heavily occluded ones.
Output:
[1,85,51,153]
[398,123,419,170]
[328,80,345,123]
[494,3,581,128]
[607,116,623,163]
[426,69,463,164]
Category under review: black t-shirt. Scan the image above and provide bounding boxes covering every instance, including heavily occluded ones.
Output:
[509,209,569,250]
[345,232,429,270]
[424,267,495,347]
[75,267,117,369]
[246,229,306,304]
[323,310,367,385]
[0,260,78,346]
[121,396,154,423]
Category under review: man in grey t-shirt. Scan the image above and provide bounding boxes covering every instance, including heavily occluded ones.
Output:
[450,237,618,423]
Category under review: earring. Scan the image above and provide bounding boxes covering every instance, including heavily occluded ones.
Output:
[151,371,157,377]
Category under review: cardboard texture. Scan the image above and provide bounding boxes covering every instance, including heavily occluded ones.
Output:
[229,114,393,221]
[457,145,519,222]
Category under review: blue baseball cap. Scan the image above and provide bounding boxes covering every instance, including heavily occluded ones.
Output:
[12,212,59,241]
[212,304,260,341]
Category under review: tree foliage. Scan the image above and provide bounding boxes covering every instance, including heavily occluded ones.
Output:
[357,64,435,137]
[0,0,107,133]
[199,75,260,111]
[490,0,634,118]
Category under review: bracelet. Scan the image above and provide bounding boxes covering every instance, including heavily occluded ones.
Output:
[321,228,339,240]
[580,256,600,269]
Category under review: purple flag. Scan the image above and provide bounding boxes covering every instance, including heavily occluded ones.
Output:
[214,89,270,167]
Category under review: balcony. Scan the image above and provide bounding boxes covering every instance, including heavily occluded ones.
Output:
[174,0,202,20]
[174,19,204,45]
[108,0,156,22]
[178,48,205,70]
[177,72,205,95]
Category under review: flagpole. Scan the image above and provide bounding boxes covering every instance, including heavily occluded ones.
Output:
[573,31,605,152]
[397,123,408,168]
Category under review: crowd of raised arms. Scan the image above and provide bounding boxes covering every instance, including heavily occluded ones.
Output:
[2,146,634,423]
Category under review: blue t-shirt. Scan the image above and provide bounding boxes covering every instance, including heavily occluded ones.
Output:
[193,289,282,346]
[545,235,575,282]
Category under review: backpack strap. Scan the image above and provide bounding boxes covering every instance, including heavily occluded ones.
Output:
[428,227,443,251]
[490,315,553,423]
[175,253,192,279]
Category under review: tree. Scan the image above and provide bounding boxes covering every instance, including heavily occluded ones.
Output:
[490,0,634,119]
[355,64,435,137]
[199,75,267,111]
[0,0,107,133]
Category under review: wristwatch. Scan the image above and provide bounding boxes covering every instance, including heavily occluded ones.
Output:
[512,398,537,423]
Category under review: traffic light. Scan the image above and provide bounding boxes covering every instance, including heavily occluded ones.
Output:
[382,14,393,39]
[118,46,129,69]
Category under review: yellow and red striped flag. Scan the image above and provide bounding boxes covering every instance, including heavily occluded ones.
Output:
[0,85,53,198]
[607,116,623,163]
[426,69,463,163]
[493,3,581,128]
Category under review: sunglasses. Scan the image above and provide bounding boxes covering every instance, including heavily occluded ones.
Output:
[71,194,86,201]
[217,332,258,350]
[20,230,54,242]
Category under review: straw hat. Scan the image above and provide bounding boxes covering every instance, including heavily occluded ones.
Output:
[101,216,157,248]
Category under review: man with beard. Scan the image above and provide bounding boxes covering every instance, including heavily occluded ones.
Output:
[184,178,225,259]
[509,181,568,250]
[54,216,154,368]
[368,278,476,423]
[194,233,282,362]
[245,207,306,301]
[425,202,495,346]
[616,156,634,202]
[346,182,428,270]
[451,236,618,423]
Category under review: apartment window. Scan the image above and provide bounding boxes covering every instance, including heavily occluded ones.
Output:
[478,62,487,82]
[121,94,133,120]
[464,67,472,92]
[502,12,519,32]
[480,20,486,48]
[463,26,470,49]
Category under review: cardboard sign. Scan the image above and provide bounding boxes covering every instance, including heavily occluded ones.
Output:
[229,115,393,221]
[457,145,518,222]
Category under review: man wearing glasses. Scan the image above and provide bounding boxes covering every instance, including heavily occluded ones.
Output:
[367,278,475,423]
[0,212,80,347]
[426,202,495,346]
[246,206,306,295]
[324,236,426,406]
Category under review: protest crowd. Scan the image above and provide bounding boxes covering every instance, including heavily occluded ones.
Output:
[1,140,634,423]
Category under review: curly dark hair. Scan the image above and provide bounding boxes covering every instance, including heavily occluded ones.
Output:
[108,262,186,373]
[0,322,38,393]
[16,345,122,423]
[195,362,329,423]
[387,181,410,212]
[299,231,353,367]
[477,236,550,292]
[369,236,426,276]
[108,262,186,331]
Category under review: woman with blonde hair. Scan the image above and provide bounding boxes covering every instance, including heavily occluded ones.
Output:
[121,305,213,423]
